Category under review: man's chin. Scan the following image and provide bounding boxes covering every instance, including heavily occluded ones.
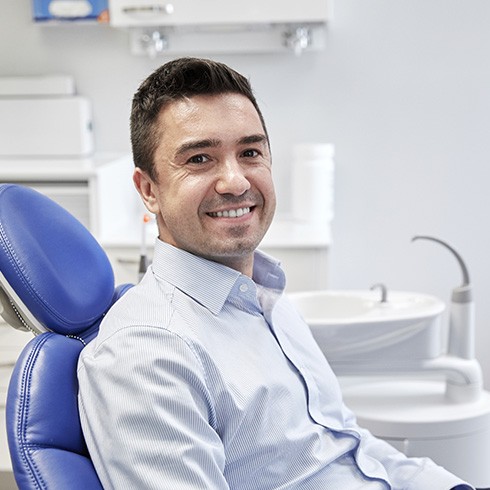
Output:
[199,239,261,264]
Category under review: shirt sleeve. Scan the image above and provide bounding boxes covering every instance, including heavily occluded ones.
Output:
[342,407,475,490]
[78,324,229,490]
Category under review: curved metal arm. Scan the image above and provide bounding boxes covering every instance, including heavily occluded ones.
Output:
[412,235,470,286]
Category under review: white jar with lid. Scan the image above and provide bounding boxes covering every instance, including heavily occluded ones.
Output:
[291,143,335,225]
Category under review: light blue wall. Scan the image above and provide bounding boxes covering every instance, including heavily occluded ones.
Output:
[2,1,490,385]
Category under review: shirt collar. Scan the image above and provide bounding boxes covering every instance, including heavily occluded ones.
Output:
[151,239,286,315]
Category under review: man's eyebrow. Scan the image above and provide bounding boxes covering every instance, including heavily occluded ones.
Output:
[238,134,268,146]
[175,138,221,156]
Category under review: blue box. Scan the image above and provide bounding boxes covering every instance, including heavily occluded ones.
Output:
[32,0,109,22]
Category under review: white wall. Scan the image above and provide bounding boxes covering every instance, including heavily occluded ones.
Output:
[2,1,490,385]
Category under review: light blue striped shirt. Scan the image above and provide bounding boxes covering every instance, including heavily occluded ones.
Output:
[78,239,470,489]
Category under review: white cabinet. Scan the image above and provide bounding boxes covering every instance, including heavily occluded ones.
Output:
[109,0,332,27]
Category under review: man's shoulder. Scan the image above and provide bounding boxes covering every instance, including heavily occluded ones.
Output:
[88,277,180,344]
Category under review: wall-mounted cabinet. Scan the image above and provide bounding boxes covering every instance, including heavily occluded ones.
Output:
[109,0,333,55]
[109,0,331,27]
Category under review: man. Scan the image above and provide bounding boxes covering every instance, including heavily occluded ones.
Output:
[78,58,472,489]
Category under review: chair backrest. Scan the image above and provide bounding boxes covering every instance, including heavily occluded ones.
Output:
[0,183,132,489]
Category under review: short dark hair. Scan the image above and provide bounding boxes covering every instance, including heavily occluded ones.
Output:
[130,57,269,181]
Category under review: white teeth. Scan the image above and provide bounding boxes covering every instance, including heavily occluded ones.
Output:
[209,207,251,218]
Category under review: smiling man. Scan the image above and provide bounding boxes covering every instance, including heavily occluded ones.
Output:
[133,90,275,276]
[77,58,473,490]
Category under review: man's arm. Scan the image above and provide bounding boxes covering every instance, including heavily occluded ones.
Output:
[78,325,229,489]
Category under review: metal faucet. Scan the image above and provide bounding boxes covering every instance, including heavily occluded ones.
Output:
[370,283,388,303]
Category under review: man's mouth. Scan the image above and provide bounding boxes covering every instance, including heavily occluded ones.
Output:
[208,207,252,218]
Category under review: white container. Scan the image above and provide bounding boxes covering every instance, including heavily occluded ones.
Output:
[291,143,335,225]
[0,96,94,157]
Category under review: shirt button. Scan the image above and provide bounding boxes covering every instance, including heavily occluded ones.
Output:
[239,284,249,293]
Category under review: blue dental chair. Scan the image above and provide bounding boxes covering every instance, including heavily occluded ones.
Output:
[0,183,133,489]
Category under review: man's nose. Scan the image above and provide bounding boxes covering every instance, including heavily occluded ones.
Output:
[215,159,251,196]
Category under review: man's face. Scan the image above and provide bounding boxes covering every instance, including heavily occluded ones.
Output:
[134,93,276,275]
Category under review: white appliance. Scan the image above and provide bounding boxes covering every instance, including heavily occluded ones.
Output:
[0,97,93,157]
[0,75,93,157]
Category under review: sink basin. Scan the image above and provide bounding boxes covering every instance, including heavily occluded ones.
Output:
[288,290,446,364]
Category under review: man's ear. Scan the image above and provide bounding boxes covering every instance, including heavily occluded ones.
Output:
[133,168,160,214]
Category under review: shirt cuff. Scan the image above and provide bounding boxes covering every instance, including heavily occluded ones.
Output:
[406,462,474,490]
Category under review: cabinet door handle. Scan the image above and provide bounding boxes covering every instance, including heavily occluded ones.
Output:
[122,4,174,15]
[116,258,139,265]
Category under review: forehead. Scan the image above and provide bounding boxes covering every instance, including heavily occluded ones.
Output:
[157,93,265,139]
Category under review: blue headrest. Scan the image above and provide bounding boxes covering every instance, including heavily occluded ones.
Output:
[0,184,115,336]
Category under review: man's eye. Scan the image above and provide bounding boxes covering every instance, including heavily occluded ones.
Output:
[188,154,209,164]
[242,149,259,158]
